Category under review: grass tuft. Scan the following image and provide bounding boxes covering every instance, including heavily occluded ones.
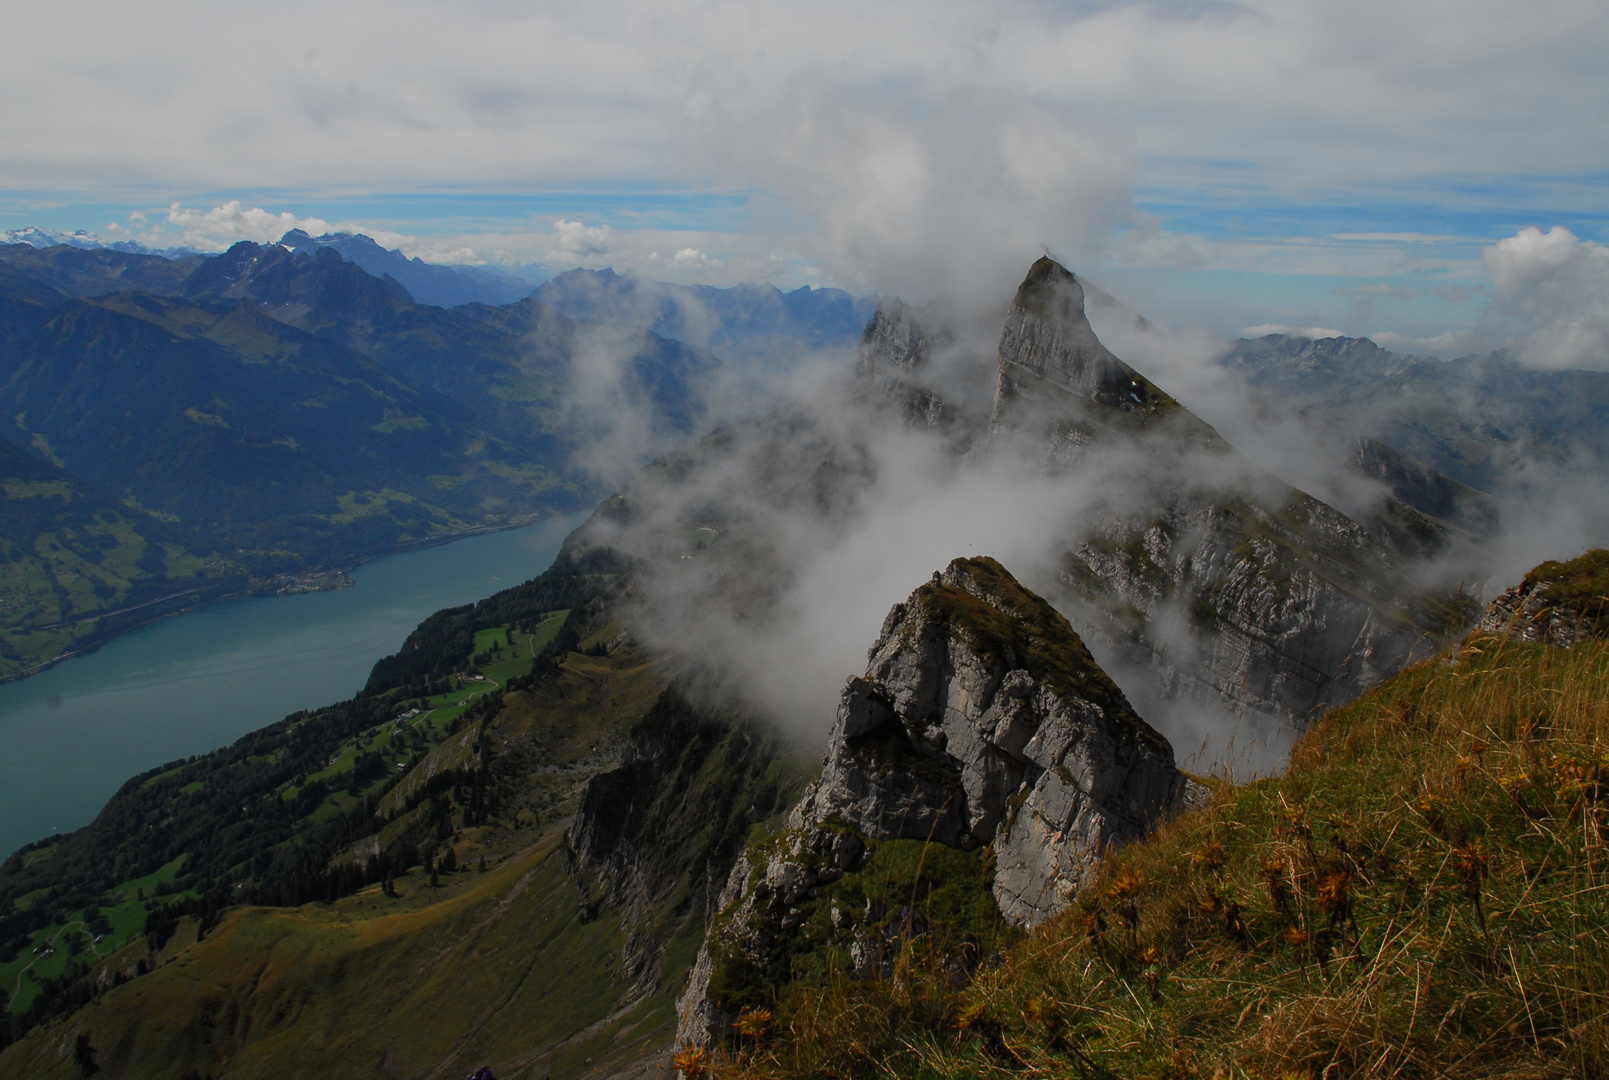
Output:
[715,633,1609,1080]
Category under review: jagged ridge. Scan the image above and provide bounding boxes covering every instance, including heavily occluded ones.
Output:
[676,557,1184,1048]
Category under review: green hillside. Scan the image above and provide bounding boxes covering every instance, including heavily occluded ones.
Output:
[1,292,581,561]
[0,530,813,1078]
[0,242,728,677]
[706,560,1609,1080]
[0,435,228,680]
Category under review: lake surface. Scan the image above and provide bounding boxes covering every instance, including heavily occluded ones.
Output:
[0,515,581,859]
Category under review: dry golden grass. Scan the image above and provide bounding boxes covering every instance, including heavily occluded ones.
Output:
[715,634,1609,1080]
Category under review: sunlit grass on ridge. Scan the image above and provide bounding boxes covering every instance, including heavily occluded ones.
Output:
[710,629,1609,1079]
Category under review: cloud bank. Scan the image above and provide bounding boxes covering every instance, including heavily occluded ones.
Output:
[1486,226,1609,370]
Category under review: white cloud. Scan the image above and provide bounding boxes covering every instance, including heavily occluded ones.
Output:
[165,201,339,248]
[550,218,613,257]
[1368,327,1491,355]
[0,1,1600,213]
[1336,284,1417,298]
[1330,233,1475,244]
[710,80,1132,304]
[1484,226,1609,369]
[1238,324,1344,340]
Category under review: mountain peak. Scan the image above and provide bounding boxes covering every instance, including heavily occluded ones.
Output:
[995,256,1151,408]
[673,555,1185,1045]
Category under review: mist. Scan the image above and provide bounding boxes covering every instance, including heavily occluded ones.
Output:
[527,81,1609,786]
[1084,294,1609,599]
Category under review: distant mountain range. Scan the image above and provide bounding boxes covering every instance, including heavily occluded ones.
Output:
[0,227,885,680]
[1220,333,1609,493]
[0,239,727,679]
[277,229,540,308]
[0,226,203,260]
[534,266,877,365]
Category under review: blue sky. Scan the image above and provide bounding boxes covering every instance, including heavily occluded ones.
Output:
[3,0,1606,360]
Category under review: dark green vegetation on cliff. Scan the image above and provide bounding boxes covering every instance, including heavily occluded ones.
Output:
[708,564,1609,1080]
[1521,548,1609,622]
[0,513,815,1077]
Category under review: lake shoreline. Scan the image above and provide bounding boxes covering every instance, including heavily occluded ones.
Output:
[0,512,561,687]
[0,514,582,858]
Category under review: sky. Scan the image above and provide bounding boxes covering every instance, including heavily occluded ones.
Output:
[3,0,1607,359]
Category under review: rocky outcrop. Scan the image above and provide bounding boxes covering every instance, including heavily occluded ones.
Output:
[985,259,1471,728]
[1478,549,1609,647]
[985,258,1228,462]
[855,300,963,432]
[675,557,1184,1049]
[847,259,1473,735]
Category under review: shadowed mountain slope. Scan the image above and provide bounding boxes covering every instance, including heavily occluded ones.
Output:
[279,229,537,308]
[0,292,575,563]
[534,267,876,366]
[1221,332,1609,493]
[0,239,732,677]
[0,435,234,680]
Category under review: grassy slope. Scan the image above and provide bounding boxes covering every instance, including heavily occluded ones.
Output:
[0,624,682,1079]
[717,633,1609,1079]
[0,436,223,680]
[0,834,673,1080]
[0,871,175,1017]
[0,590,816,1078]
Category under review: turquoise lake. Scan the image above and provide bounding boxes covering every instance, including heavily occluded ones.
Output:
[0,516,579,859]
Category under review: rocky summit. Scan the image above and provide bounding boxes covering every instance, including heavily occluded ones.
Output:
[855,257,1477,732]
[675,556,1184,1048]
[1478,548,1609,647]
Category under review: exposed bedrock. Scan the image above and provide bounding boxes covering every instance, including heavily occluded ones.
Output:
[675,556,1186,1049]
[1478,548,1609,648]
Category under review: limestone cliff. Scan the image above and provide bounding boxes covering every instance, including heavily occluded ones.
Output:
[675,557,1184,1048]
[1478,548,1609,647]
[857,258,1475,732]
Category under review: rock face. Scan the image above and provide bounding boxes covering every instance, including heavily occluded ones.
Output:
[675,557,1184,1048]
[855,301,965,433]
[1479,549,1609,647]
[855,257,1474,732]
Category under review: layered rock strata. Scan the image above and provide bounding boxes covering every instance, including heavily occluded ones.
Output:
[1478,549,1609,647]
[675,556,1184,1048]
[854,258,1473,730]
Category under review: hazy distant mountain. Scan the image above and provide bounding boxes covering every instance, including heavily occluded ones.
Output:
[0,239,739,677]
[0,242,201,303]
[0,239,723,563]
[186,241,721,448]
[278,229,537,308]
[1221,334,1609,491]
[2,226,203,258]
[2,227,106,250]
[534,266,876,364]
